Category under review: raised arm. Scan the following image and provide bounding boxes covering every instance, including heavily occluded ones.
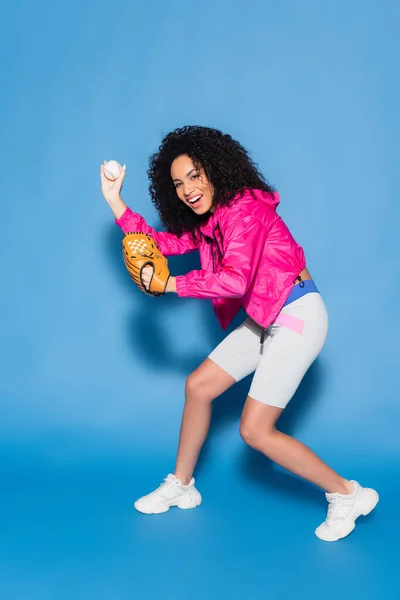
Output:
[100,162,199,256]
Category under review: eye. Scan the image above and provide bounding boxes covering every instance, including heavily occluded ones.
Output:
[175,182,182,188]
[191,173,200,180]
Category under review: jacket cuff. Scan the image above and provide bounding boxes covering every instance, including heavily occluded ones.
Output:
[175,275,188,297]
[114,207,132,228]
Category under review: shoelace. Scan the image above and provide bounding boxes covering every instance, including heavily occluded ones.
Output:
[326,496,344,522]
[153,477,179,495]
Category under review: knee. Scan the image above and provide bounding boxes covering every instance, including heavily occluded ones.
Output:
[185,372,213,404]
[239,418,275,451]
[239,419,262,449]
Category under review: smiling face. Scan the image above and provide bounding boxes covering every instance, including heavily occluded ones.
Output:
[171,154,215,214]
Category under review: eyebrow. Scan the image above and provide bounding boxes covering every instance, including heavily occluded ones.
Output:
[172,168,197,183]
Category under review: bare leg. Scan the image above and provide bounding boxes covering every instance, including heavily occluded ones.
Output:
[174,358,236,485]
[240,397,354,495]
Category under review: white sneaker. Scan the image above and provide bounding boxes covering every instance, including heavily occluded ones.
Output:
[315,480,379,542]
[134,474,202,515]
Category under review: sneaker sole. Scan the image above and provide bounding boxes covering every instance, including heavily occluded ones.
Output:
[316,489,379,542]
[134,492,202,515]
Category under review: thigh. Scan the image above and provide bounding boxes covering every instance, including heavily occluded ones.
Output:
[187,356,237,401]
[248,293,328,409]
[207,317,264,384]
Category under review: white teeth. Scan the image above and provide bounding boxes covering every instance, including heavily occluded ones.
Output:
[189,195,202,204]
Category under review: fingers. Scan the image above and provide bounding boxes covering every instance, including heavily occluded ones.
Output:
[141,266,154,290]
[118,164,126,184]
[100,162,107,183]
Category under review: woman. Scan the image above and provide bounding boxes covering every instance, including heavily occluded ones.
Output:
[100,125,378,542]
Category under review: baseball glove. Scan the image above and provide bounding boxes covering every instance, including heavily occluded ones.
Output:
[122,232,170,296]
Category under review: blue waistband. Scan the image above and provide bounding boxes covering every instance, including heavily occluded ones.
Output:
[283,279,319,307]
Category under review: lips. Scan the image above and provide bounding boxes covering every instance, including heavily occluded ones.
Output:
[187,194,203,207]
[188,194,202,204]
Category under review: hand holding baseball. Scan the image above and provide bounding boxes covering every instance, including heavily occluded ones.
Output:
[100,160,126,206]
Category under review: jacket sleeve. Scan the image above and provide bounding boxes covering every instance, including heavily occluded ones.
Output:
[175,215,268,299]
[115,207,200,256]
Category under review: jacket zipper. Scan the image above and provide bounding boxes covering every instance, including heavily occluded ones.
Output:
[207,224,223,273]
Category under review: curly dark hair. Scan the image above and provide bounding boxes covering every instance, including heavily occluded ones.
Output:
[147,125,276,242]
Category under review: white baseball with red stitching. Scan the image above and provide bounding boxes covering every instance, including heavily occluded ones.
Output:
[103,160,122,181]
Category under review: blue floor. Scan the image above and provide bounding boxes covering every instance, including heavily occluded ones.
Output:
[0,431,396,599]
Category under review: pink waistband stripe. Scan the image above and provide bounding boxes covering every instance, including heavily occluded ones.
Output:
[274,313,305,335]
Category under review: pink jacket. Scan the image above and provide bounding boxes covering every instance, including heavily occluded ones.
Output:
[115,189,306,331]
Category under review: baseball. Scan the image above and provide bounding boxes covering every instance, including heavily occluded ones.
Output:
[103,160,122,181]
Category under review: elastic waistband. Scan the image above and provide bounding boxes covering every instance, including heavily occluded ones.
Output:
[283,279,319,307]
[258,279,320,345]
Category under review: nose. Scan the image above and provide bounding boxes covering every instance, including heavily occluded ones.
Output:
[183,182,195,198]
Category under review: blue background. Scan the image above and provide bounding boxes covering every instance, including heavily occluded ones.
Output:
[0,0,398,598]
